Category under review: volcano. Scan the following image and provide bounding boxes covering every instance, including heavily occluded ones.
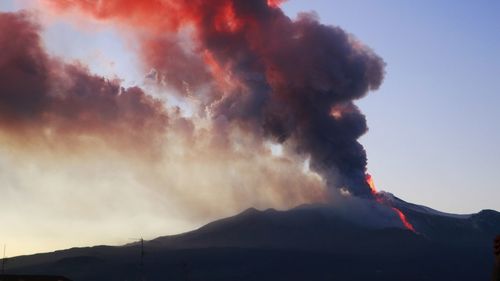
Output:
[4,195,499,281]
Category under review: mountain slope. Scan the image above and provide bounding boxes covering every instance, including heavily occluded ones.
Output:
[4,198,499,281]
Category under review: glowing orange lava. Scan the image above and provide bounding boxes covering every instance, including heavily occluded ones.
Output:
[365,173,416,232]
[392,207,416,232]
[365,173,377,194]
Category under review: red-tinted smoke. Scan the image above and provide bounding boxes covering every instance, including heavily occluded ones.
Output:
[50,0,385,196]
[0,12,168,151]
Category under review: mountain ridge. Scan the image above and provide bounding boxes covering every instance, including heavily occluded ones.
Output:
[4,196,499,281]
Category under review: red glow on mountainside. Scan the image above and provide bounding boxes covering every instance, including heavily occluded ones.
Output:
[392,207,416,232]
[366,173,416,232]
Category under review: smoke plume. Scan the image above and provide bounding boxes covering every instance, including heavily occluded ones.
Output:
[0,1,391,255]
[50,0,385,196]
[0,11,325,252]
[0,11,168,155]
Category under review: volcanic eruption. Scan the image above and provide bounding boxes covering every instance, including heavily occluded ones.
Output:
[0,0,419,233]
[2,3,499,280]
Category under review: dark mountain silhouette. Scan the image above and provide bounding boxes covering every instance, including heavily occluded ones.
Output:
[4,195,499,281]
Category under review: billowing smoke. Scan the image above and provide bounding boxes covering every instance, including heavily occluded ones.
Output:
[0,11,168,155]
[0,1,390,255]
[0,10,326,256]
[50,0,385,196]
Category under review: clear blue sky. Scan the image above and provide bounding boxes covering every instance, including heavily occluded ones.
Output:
[282,0,500,213]
[1,0,498,214]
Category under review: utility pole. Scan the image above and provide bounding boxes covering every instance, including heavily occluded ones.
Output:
[129,238,145,281]
[1,244,6,275]
[140,238,144,281]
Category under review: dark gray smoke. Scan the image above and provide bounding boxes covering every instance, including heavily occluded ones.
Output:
[198,3,385,196]
[51,0,385,196]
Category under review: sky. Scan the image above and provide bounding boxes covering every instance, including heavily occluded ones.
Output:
[0,0,498,256]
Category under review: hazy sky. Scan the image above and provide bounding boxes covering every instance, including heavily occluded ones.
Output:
[0,0,498,256]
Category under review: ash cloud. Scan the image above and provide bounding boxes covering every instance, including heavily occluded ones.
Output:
[0,11,168,154]
[0,11,325,249]
[0,2,390,254]
[51,0,385,196]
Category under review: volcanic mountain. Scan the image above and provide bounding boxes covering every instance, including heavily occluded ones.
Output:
[4,194,499,281]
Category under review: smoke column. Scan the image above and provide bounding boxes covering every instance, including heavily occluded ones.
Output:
[51,0,385,197]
